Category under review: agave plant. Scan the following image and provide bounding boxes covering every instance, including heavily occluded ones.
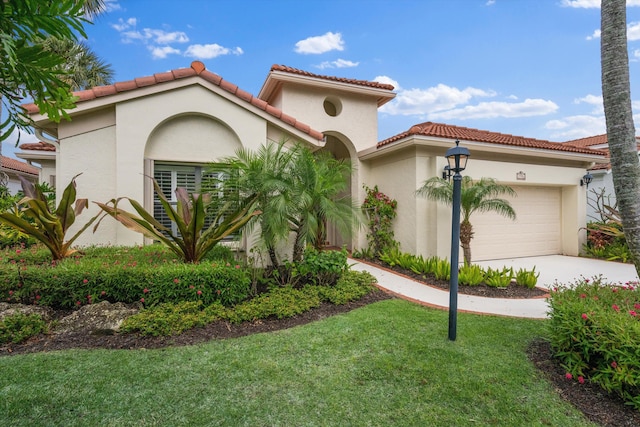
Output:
[0,174,97,260]
[94,178,260,263]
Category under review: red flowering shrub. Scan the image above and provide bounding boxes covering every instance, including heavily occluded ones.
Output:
[548,277,640,409]
[361,185,399,257]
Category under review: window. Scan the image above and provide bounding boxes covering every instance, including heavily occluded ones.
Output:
[153,164,219,236]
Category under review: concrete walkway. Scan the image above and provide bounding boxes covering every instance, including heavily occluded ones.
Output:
[350,255,639,320]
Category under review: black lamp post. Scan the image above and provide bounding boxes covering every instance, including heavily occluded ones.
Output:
[445,139,470,341]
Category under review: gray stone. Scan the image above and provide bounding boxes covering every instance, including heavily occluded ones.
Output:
[53,301,140,335]
[0,303,54,322]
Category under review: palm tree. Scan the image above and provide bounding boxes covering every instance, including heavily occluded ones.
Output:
[416,176,516,266]
[43,37,114,91]
[601,0,640,274]
[208,141,297,268]
[288,148,361,261]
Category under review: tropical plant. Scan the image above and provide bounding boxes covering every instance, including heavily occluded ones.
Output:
[514,267,539,289]
[209,141,361,265]
[288,148,361,261]
[95,178,260,263]
[0,0,87,142]
[416,176,516,266]
[0,175,97,260]
[362,185,399,257]
[42,37,114,91]
[208,140,297,267]
[484,267,514,288]
[433,258,451,281]
[458,264,485,286]
[601,0,640,274]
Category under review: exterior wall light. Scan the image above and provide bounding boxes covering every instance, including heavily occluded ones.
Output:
[442,165,452,180]
[444,139,470,341]
[580,172,593,188]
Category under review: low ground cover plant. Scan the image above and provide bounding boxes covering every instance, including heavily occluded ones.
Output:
[370,248,537,289]
[548,277,640,409]
[0,313,48,344]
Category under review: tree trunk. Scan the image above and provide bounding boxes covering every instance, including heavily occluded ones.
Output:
[460,220,474,266]
[267,244,280,269]
[601,0,640,274]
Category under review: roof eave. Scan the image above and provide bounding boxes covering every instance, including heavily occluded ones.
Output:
[259,70,396,107]
[359,135,608,165]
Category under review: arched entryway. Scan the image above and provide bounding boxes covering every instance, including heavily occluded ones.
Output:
[317,132,357,251]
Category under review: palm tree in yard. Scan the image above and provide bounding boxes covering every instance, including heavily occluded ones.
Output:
[288,148,361,262]
[416,176,516,266]
[601,0,640,274]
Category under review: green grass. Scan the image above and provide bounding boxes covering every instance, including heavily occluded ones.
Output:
[0,300,593,426]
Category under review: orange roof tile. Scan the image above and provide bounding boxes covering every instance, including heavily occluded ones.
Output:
[1,156,39,175]
[270,64,395,91]
[564,134,609,148]
[23,61,324,142]
[19,142,56,152]
[377,121,607,156]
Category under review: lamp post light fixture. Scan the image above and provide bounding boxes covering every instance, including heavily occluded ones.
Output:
[445,139,470,341]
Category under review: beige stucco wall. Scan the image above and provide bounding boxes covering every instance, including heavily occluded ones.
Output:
[56,84,284,246]
[365,145,590,260]
[277,85,380,152]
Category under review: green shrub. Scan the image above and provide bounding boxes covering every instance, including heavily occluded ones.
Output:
[316,270,376,304]
[409,255,437,276]
[228,286,322,323]
[0,248,250,309]
[0,313,48,344]
[120,301,222,337]
[515,267,539,289]
[484,267,513,288]
[351,247,374,260]
[458,264,485,286]
[548,278,640,409]
[433,258,451,281]
[294,247,348,287]
[362,185,399,257]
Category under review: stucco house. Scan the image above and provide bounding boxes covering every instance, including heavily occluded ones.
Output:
[20,61,607,262]
[0,156,39,195]
[564,134,638,222]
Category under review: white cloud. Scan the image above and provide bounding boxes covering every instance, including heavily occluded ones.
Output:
[430,99,558,120]
[574,94,604,114]
[486,0,495,5]
[103,0,122,12]
[149,45,181,59]
[184,44,243,59]
[111,17,136,32]
[295,32,345,54]
[2,129,39,160]
[380,83,496,116]
[545,115,605,140]
[586,29,600,40]
[628,22,640,41]
[562,0,640,8]
[374,75,401,91]
[143,28,189,44]
[316,59,359,69]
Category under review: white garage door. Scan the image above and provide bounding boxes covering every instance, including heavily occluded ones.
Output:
[470,186,561,261]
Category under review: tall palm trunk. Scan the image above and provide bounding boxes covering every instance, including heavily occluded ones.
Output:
[601,0,640,274]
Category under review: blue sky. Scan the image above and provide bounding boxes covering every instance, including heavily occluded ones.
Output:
[5,0,640,159]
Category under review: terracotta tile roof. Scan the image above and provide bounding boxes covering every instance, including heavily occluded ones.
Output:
[270,64,395,91]
[377,121,607,156]
[1,156,39,175]
[564,134,609,148]
[18,142,56,152]
[23,61,324,142]
[564,134,640,150]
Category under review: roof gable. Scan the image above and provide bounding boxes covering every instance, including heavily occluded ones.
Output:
[23,61,323,142]
[377,121,607,156]
[259,64,396,107]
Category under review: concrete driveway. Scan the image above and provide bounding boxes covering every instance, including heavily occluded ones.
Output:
[475,255,639,289]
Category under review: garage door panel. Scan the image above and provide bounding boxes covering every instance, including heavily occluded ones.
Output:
[470,186,561,261]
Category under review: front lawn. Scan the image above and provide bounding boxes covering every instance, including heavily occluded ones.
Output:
[0,299,593,426]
